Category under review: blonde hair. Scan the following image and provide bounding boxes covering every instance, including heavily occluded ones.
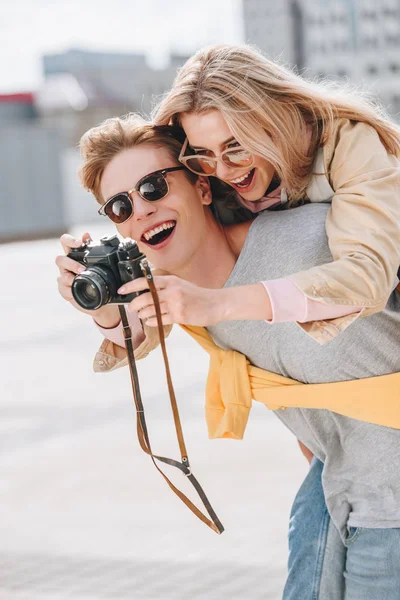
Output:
[79,113,195,204]
[153,44,400,201]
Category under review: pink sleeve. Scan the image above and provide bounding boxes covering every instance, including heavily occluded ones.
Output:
[94,310,145,348]
[262,278,362,323]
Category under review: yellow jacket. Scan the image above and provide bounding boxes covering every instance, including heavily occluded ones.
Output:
[94,323,400,439]
[180,325,400,439]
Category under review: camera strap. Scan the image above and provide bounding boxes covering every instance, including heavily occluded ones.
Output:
[118,260,224,535]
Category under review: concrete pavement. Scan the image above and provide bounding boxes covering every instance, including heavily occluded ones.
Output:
[0,228,308,599]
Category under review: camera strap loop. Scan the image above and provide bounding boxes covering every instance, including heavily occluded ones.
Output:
[118,262,224,535]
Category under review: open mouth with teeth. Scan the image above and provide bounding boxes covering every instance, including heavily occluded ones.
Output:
[141,220,176,246]
[229,168,256,192]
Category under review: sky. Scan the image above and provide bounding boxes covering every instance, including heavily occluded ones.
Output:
[0,0,244,93]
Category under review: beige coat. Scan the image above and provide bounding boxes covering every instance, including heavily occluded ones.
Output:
[294,118,400,342]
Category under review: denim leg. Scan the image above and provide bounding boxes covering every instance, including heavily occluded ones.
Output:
[283,457,345,600]
[344,527,400,599]
[318,516,346,599]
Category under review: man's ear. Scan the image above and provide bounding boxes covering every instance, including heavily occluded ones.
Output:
[196,176,212,206]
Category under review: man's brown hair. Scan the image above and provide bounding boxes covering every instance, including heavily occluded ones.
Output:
[79,113,196,204]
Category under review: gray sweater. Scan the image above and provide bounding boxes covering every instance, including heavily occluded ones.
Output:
[208,203,400,542]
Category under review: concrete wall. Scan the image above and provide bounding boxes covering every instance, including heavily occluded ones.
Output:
[60,147,100,227]
[0,123,66,242]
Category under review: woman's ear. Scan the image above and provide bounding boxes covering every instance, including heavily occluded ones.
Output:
[196,176,212,206]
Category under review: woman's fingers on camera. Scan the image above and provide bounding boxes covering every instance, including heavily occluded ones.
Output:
[118,278,150,295]
[119,275,170,297]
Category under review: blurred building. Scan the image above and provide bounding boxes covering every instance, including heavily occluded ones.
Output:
[243,0,304,67]
[0,93,37,121]
[35,48,189,147]
[0,93,65,242]
[43,48,147,74]
[243,0,400,121]
[30,48,191,228]
[1,49,194,240]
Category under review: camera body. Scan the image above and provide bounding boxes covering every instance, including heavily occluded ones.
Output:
[68,235,146,310]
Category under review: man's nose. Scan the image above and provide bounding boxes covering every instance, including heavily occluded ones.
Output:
[131,192,157,219]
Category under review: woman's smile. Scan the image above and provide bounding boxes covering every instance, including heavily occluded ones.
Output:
[228,168,256,193]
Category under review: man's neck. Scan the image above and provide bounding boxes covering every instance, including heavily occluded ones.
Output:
[174,216,251,289]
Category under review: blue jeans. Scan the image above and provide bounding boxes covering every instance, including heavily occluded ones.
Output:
[342,527,400,599]
[283,457,400,599]
[283,457,344,600]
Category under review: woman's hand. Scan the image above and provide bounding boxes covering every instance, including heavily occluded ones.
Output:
[55,232,121,328]
[118,275,272,326]
[120,275,223,326]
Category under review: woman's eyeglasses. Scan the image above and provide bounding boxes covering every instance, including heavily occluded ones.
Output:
[98,166,186,224]
[178,137,254,176]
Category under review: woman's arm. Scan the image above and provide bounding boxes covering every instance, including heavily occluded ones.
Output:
[113,275,362,329]
[291,119,400,324]
[261,278,362,323]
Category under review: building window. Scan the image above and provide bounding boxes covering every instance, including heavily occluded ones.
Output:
[333,40,349,52]
[392,95,400,114]
[383,8,399,18]
[360,10,377,20]
[385,35,400,46]
[366,65,378,76]
[389,63,400,73]
[362,36,379,49]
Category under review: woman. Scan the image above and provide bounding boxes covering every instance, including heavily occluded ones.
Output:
[151,44,400,598]
[56,115,400,599]
[153,43,400,344]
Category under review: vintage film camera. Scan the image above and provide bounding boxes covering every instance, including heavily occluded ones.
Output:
[68,235,146,310]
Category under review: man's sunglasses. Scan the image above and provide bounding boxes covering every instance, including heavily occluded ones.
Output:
[178,137,254,176]
[98,166,186,224]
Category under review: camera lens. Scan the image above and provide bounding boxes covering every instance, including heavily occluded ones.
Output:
[71,267,117,310]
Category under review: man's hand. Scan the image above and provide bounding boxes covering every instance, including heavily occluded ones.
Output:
[118,275,272,326]
[55,232,121,328]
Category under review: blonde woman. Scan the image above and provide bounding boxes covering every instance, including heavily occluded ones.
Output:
[153,44,400,343]
[151,45,400,599]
